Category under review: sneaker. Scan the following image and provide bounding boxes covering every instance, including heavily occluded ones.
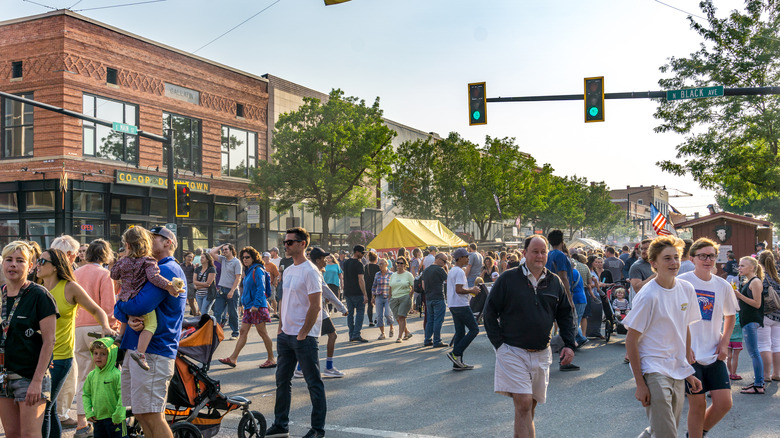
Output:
[130,351,150,371]
[453,362,474,371]
[302,429,325,438]
[266,424,290,437]
[227,336,238,341]
[293,369,304,379]
[446,352,465,368]
[559,363,581,371]
[368,322,375,327]
[576,339,589,348]
[378,334,386,340]
[74,424,94,438]
[323,367,345,378]
[423,341,433,347]
[61,417,78,429]
[432,343,447,348]
[354,336,369,343]
[389,329,394,338]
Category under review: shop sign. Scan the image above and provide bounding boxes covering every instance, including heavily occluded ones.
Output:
[164,83,200,105]
[115,171,210,193]
[81,224,94,232]
[247,203,260,224]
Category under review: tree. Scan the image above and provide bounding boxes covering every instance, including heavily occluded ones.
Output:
[534,176,586,238]
[582,181,624,239]
[655,0,780,206]
[251,89,396,246]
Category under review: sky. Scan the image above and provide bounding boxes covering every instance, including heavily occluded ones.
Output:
[3,0,753,217]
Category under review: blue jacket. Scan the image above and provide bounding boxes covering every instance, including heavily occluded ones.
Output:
[242,263,270,309]
[114,256,187,359]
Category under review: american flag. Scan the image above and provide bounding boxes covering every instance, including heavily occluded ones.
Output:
[651,204,672,236]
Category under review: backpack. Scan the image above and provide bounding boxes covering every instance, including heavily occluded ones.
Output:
[764,281,780,315]
[414,275,425,294]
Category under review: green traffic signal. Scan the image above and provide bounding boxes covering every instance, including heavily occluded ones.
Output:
[472,110,481,120]
[589,107,599,117]
[584,77,604,123]
[468,82,487,125]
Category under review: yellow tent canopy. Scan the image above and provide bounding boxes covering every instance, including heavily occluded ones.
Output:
[367,218,467,252]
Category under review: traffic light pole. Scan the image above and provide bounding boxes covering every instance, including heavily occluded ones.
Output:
[165,129,174,224]
[485,86,780,103]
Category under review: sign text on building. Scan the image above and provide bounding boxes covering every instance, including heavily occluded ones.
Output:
[116,171,210,193]
[164,83,200,105]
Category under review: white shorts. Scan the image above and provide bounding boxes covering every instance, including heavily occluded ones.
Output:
[758,316,780,353]
[121,352,175,414]
[494,344,552,403]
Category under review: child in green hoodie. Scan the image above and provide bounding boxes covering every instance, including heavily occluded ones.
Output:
[83,338,126,438]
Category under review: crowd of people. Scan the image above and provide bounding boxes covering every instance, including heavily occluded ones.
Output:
[1,224,779,438]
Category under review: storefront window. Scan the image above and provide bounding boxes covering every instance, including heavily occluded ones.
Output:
[190,202,208,221]
[126,198,143,215]
[26,191,55,211]
[214,204,237,221]
[163,112,201,174]
[74,192,104,213]
[149,198,167,218]
[83,94,138,164]
[2,93,34,158]
[72,219,105,242]
[0,193,18,212]
[0,219,20,247]
[221,126,256,178]
[213,225,236,244]
[27,219,55,248]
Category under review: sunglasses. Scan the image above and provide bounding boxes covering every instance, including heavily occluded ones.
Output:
[242,255,252,260]
[396,261,405,265]
[37,258,52,266]
[694,253,717,261]
[284,239,303,246]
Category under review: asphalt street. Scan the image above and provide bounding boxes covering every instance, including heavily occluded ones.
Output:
[19,312,780,438]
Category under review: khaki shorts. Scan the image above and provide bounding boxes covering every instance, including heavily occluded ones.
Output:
[121,352,175,414]
[390,296,412,319]
[494,344,551,403]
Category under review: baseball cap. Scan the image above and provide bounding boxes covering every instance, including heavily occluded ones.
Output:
[353,245,366,254]
[428,246,438,252]
[309,247,330,261]
[262,252,271,257]
[148,225,176,243]
[452,247,469,259]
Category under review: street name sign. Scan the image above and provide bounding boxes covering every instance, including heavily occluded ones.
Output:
[666,86,724,101]
[112,122,138,135]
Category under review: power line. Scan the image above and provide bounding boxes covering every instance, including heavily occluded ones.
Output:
[73,0,167,12]
[652,0,707,21]
[22,0,57,10]
[193,0,283,54]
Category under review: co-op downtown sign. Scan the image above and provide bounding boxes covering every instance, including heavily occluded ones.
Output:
[116,171,210,193]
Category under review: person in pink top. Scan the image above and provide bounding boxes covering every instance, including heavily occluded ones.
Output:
[72,239,118,437]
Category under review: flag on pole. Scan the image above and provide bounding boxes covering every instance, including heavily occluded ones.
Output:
[651,204,672,236]
[493,193,502,216]
[514,214,522,229]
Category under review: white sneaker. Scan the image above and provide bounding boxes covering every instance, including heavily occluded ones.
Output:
[323,367,345,378]
[293,369,304,379]
[378,334,386,340]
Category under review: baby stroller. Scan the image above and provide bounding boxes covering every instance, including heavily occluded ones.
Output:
[470,282,492,325]
[126,315,266,438]
[603,280,630,342]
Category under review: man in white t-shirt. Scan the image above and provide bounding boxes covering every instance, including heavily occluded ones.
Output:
[623,236,702,438]
[269,247,282,268]
[266,227,325,438]
[677,238,737,438]
[422,246,437,271]
[445,247,480,370]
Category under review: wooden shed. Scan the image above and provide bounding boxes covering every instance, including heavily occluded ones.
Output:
[675,212,773,274]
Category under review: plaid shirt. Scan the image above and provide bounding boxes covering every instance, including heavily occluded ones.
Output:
[371,271,392,297]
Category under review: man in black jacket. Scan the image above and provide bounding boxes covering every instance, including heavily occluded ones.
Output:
[484,235,576,438]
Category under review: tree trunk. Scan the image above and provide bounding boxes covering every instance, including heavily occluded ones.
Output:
[321,211,331,249]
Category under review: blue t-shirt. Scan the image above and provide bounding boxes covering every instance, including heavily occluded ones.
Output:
[546,249,573,288]
[114,256,187,359]
[570,268,587,304]
[323,264,342,286]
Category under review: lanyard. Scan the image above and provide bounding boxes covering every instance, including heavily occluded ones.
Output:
[1,283,29,355]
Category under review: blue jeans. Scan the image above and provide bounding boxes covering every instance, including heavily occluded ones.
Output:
[574,302,588,344]
[213,286,239,337]
[374,295,394,328]
[196,294,213,315]
[450,306,479,357]
[43,357,72,438]
[743,322,765,387]
[273,333,326,435]
[424,299,446,345]
[345,295,365,340]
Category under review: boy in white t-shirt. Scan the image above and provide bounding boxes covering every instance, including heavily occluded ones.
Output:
[677,238,737,438]
[624,236,702,438]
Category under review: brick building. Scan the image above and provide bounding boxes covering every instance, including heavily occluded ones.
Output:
[0,10,268,251]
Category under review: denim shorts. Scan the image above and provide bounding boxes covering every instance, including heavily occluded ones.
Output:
[2,372,52,402]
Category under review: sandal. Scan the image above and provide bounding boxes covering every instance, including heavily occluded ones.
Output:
[740,384,765,394]
[729,374,743,381]
[773,376,780,381]
[218,357,237,368]
[395,338,402,343]
[259,360,277,369]
[403,333,413,340]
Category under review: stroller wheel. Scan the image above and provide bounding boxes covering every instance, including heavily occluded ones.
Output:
[604,320,613,343]
[171,422,202,438]
[238,410,267,438]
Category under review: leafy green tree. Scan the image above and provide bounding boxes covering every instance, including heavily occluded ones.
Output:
[386,137,441,221]
[534,176,586,238]
[582,181,624,239]
[655,0,780,206]
[252,89,396,245]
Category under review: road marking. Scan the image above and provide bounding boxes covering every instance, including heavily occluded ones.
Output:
[323,424,444,438]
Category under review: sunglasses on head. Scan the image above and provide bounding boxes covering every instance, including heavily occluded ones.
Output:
[284,239,303,246]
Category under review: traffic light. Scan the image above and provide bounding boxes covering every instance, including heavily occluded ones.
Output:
[584,77,604,122]
[175,183,190,218]
[468,82,487,125]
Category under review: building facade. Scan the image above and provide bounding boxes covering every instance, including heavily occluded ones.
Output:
[0,11,268,252]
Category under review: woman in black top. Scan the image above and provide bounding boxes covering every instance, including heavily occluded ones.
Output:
[480,256,498,283]
[194,253,217,315]
[0,241,58,436]
[736,256,765,393]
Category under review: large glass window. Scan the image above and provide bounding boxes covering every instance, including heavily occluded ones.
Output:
[0,193,18,212]
[163,112,201,173]
[73,192,104,213]
[72,219,105,242]
[0,219,20,248]
[27,219,55,249]
[26,191,55,211]
[214,204,237,221]
[221,126,256,178]
[2,93,34,158]
[82,94,138,163]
